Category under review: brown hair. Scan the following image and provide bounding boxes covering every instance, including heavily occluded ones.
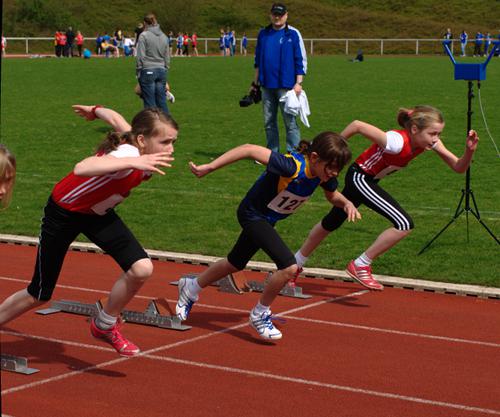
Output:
[397,105,444,131]
[97,108,179,154]
[298,131,351,172]
[143,13,157,26]
[0,144,16,208]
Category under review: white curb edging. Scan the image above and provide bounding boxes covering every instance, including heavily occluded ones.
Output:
[0,233,498,300]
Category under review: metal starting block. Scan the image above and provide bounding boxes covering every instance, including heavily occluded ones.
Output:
[36,298,191,331]
[171,272,312,299]
[1,354,39,375]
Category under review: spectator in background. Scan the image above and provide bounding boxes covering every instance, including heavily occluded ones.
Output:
[182,32,190,56]
[224,29,231,56]
[76,30,84,57]
[176,32,183,56]
[134,23,144,46]
[167,31,174,56]
[191,32,199,56]
[253,2,307,153]
[136,13,171,114]
[123,36,135,56]
[219,29,225,56]
[443,28,453,53]
[55,30,66,57]
[484,32,491,55]
[350,48,364,62]
[473,31,483,56]
[1,34,7,57]
[65,26,75,57]
[459,30,468,56]
[241,33,248,56]
[95,33,103,55]
[114,28,124,50]
[231,30,236,56]
[101,38,119,58]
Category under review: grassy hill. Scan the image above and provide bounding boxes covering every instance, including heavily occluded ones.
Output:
[3,0,500,39]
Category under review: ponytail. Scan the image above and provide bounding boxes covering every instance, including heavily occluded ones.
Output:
[397,105,444,131]
[96,108,178,155]
[96,131,138,154]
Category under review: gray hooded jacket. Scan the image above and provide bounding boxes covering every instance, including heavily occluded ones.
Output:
[136,25,170,73]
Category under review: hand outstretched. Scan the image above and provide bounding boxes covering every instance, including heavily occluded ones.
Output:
[189,161,213,178]
[136,152,174,175]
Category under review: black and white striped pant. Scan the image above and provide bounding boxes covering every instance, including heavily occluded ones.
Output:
[321,164,414,232]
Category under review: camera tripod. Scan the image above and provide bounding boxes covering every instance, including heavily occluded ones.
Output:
[418,79,499,255]
[419,41,500,254]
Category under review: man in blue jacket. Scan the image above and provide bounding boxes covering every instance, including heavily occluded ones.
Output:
[252,3,307,153]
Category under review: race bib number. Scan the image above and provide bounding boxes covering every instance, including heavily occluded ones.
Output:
[91,194,125,215]
[267,190,309,214]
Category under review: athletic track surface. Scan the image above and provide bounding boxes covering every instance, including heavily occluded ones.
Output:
[1,243,499,417]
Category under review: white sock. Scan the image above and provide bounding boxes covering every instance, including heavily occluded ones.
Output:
[354,252,372,267]
[95,309,118,330]
[252,302,270,316]
[188,278,202,299]
[294,250,308,268]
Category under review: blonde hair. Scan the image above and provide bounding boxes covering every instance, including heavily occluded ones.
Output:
[397,105,444,131]
[97,108,178,154]
[0,144,16,208]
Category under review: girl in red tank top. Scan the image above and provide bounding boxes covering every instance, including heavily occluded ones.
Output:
[0,105,178,357]
[294,105,479,290]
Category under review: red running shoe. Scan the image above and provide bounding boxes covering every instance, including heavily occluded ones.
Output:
[346,260,384,291]
[90,318,140,357]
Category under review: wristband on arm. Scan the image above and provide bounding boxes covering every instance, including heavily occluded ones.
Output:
[91,105,103,119]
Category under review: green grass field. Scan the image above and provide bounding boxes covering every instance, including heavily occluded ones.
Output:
[1,55,499,286]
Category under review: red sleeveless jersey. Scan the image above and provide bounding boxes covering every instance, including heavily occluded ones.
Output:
[355,129,424,179]
[51,144,151,215]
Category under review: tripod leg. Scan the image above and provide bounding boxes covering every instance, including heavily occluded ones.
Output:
[469,191,500,244]
[418,208,464,255]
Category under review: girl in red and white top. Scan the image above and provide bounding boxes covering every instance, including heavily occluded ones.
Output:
[75,30,84,57]
[0,105,178,357]
[294,105,479,290]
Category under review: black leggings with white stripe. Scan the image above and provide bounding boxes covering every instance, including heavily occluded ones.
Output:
[321,164,414,232]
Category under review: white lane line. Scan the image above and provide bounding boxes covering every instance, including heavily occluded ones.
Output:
[1,329,114,353]
[1,291,365,395]
[0,276,249,314]
[142,354,500,416]
[2,276,498,348]
[281,315,500,349]
[3,325,499,415]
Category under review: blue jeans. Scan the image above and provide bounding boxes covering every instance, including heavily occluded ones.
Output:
[138,68,169,114]
[262,87,300,153]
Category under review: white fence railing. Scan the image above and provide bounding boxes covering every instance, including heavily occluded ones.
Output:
[4,37,471,56]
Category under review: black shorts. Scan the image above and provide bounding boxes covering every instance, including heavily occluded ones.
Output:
[321,164,414,232]
[227,219,296,271]
[27,197,149,301]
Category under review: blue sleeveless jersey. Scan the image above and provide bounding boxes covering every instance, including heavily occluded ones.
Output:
[238,151,338,225]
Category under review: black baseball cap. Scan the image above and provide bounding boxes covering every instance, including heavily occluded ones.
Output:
[271,3,287,16]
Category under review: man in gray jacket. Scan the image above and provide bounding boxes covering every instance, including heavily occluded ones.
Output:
[136,14,170,114]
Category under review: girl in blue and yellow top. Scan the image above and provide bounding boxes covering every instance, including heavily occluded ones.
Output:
[176,132,360,340]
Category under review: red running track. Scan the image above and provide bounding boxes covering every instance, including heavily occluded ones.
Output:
[1,243,499,417]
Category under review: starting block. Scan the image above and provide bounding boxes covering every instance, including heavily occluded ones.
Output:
[36,298,191,331]
[171,272,312,299]
[1,354,39,375]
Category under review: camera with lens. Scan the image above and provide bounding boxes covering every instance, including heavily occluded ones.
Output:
[239,82,262,107]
